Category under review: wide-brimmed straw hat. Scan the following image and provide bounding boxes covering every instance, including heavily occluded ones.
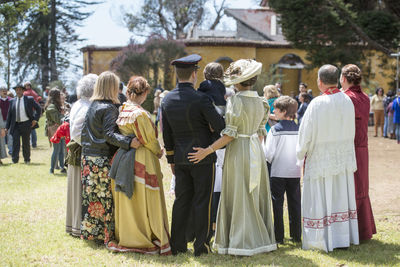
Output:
[224,59,262,86]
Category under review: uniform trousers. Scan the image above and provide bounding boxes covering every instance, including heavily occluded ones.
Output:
[171,163,214,256]
[12,121,32,163]
[270,177,301,243]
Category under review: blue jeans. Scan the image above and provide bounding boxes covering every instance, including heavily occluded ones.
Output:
[396,123,400,142]
[383,115,388,137]
[31,128,37,147]
[6,133,12,155]
[50,138,65,171]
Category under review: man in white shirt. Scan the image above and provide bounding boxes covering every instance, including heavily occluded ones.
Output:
[6,85,41,163]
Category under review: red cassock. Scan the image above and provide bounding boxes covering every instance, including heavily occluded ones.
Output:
[345,85,376,240]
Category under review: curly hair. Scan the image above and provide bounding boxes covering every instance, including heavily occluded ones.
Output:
[126,76,150,96]
[341,64,362,85]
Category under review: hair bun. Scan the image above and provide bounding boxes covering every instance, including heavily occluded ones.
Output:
[127,76,150,96]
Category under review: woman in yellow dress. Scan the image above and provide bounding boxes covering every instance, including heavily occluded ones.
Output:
[107,76,171,255]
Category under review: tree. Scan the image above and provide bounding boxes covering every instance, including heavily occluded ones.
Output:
[124,0,228,39]
[13,0,97,89]
[110,37,186,112]
[269,0,400,68]
[0,0,47,89]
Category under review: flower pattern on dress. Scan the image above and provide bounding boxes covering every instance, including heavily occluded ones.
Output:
[81,155,114,244]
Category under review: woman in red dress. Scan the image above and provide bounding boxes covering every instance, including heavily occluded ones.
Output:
[341,64,376,241]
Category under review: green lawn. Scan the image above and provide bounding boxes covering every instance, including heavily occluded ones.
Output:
[0,121,399,266]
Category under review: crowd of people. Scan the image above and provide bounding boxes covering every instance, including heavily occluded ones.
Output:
[2,53,399,257]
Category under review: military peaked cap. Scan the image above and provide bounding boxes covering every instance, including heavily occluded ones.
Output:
[171,54,202,68]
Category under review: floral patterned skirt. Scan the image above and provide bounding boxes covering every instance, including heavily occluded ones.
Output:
[81,155,114,244]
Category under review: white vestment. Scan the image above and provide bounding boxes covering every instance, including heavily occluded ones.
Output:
[296,91,359,252]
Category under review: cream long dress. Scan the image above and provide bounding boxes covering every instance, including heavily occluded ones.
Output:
[214,90,277,256]
[297,91,359,252]
[107,102,171,255]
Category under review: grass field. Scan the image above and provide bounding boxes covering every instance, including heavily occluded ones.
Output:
[0,120,399,266]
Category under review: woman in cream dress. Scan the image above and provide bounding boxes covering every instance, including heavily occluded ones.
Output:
[188,59,277,256]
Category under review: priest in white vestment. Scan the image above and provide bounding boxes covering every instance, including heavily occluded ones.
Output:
[296,64,359,252]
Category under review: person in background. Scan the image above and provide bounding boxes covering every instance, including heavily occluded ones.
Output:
[66,74,98,237]
[43,86,50,100]
[6,84,41,164]
[297,64,359,252]
[370,87,385,137]
[45,88,66,174]
[265,96,301,244]
[392,89,400,144]
[383,90,395,138]
[0,105,6,165]
[342,64,376,241]
[296,92,311,125]
[0,87,12,155]
[295,82,308,106]
[263,84,280,132]
[107,76,170,255]
[24,82,41,148]
[153,84,164,128]
[80,71,140,245]
[118,82,127,104]
[387,96,396,139]
[275,82,282,94]
[307,89,313,99]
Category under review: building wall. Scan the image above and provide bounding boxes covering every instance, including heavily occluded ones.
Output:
[82,50,121,75]
[82,46,396,95]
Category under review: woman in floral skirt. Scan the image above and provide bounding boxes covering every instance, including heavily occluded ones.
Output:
[80,71,140,244]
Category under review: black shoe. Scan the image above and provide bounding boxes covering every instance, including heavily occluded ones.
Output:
[60,168,67,173]
[24,161,30,164]
[49,169,54,174]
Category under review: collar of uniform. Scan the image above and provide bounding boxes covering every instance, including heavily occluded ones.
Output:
[237,90,258,97]
[177,82,194,89]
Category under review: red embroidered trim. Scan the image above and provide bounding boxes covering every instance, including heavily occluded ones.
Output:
[135,161,159,188]
[303,210,357,229]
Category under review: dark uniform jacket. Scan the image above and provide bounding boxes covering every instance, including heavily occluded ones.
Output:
[162,82,225,165]
[6,95,41,135]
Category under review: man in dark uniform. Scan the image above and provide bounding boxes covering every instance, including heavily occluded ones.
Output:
[162,54,225,256]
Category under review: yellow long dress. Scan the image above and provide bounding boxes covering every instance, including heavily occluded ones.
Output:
[107,102,171,255]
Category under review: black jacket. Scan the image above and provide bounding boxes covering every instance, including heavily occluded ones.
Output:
[198,79,226,106]
[81,100,132,157]
[6,95,41,135]
[162,82,225,165]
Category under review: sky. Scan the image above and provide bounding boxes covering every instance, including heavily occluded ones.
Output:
[76,0,257,47]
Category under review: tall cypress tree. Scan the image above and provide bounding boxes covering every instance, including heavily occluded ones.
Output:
[14,0,98,89]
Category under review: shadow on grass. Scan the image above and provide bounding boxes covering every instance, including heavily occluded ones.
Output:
[326,239,400,266]
[85,243,318,266]
[195,245,319,267]
[26,162,45,166]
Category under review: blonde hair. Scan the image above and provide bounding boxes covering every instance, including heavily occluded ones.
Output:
[91,71,120,104]
[263,85,279,99]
